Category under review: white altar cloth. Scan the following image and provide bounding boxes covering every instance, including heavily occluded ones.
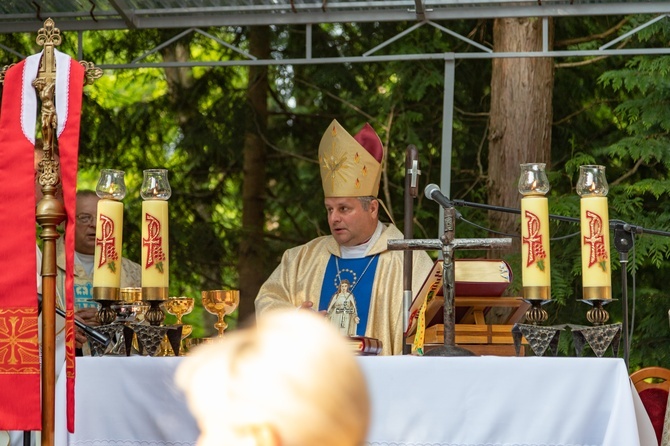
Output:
[55,355,656,446]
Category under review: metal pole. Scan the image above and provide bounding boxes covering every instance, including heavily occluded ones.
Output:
[403,145,419,354]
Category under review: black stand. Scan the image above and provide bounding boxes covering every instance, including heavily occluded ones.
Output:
[403,144,420,355]
[611,221,634,366]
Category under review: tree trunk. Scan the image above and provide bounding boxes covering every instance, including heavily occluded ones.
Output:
[238,26,270,322]
[487,18,553,323]
[488,17,554,250]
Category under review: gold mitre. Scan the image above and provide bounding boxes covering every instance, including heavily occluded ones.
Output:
[319,119,384,198]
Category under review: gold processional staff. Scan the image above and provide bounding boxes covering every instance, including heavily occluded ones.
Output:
[0,18,101,446]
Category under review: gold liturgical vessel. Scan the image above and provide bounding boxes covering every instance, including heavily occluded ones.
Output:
[202,290,240,336]
[165,296,195,338]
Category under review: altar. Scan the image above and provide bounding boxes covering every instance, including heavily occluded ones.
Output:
[56,355,656,446]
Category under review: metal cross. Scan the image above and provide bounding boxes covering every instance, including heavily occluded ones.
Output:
[389,201,511,356]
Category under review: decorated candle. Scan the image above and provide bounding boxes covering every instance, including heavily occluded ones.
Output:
[141,169,171,300]
[577,165,611,300]
[92,169,126,300]
[518,163,551,300]
[93,199,123,288]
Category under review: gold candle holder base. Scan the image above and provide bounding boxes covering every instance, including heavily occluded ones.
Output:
[522,286,550,300]
[142,287,168,300]
[120,287,142,302]
[523,298,550,325]
[94,287,122,325]
[142,287,168,327]
[580,299,613,326]
[144,300,166,326]
[582,286,612,300]
[94,299,117,325]
[93,286,120,301]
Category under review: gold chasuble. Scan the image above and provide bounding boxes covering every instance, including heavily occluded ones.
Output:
[256,224,433,355]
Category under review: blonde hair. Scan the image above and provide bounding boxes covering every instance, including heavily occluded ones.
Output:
[176,310,370,446]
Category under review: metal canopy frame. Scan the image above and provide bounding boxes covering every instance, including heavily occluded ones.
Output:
[0,0,669,33]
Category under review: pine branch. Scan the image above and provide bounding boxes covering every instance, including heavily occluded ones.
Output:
[553,99,617,125]
[610,157,647,187]
[554,17,629,47]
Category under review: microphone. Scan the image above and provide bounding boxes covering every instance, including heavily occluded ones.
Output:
[424,184,453,208]
[55,307,111,347]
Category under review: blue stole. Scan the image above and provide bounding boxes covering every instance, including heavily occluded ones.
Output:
[319,254,380,336]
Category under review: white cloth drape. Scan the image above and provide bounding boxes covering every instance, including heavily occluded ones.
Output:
[56,356,655,446]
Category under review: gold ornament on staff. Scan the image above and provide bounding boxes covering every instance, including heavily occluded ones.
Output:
[518,163,551,324]
[0,18,102,446]
[202,290,240,337]
[577,165,612,325]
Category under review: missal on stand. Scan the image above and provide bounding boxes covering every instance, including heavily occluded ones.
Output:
[406,258,513,335]
[406,259,529,356]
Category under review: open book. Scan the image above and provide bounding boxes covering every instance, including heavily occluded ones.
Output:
[405,259,512,337]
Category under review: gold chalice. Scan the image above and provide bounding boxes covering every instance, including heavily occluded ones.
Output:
[165,296,195,338]
[201,290,239,337]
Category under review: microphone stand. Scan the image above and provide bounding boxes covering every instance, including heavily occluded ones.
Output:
[440,194,670,366]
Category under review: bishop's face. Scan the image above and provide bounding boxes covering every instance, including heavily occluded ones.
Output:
[325,197,378,247]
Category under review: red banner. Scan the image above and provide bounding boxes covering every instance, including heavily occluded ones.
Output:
[0,50,83,432]
[0,57,42,430]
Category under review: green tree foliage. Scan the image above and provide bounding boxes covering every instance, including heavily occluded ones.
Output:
[2,15,670,365]
[548,16,670,367]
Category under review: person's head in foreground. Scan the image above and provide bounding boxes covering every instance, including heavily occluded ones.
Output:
[175,310,370,446]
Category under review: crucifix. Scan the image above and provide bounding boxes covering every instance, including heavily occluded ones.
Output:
[389,184,511,356]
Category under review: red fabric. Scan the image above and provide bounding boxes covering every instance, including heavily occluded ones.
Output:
[639,388,668,444]
[0,59,42,430]
[59,57,84,433]
[0,52,83,433]
[354,123,383,163]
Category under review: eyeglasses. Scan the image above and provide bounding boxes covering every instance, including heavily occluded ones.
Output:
[76,214,94,225]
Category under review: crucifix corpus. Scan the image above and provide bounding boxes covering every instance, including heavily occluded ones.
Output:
[388,184,511,356]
